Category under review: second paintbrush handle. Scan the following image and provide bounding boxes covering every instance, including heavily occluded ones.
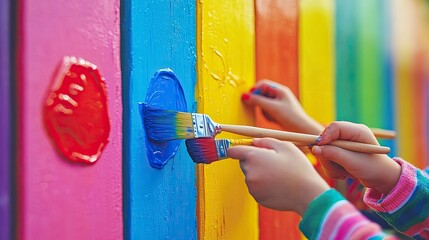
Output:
[370,128,396,139]
[220,124,390,154]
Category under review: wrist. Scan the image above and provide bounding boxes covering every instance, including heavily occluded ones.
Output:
[376,157,402,195]
[296,180,330,216]
[287,114,323,135]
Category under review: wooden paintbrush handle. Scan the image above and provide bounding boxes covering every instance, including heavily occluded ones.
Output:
[220,124,390,154]
[370,128,396,139]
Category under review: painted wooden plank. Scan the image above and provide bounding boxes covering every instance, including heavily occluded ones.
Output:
[254,0,301,239]
[299,0,335,126]
[335,0,359,123]
[333,0,362,209]
[196,0,258,239]
[413,0,429,169]
[18,0,122,239]
[121,0,197,239]
[354,1,400,228]
[392,0,422,168]
[0,0,11,239]
[357,0,395,146]
[299,0,335,205]
[379,0,397,156]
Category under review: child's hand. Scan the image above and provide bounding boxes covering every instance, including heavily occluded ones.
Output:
[227,138,330,216]
[311,121,401,195]
[241,80,323,134]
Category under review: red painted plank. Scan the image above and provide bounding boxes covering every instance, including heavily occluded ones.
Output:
[255,0,301,238]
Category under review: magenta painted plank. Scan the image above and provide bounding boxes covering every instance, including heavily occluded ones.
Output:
[18,0,122,239]
[1,0,11,239]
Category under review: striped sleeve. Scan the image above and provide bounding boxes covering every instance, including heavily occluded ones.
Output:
[364,158,429,239]
[300,189,397,240]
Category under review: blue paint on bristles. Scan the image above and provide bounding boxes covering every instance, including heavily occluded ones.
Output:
[142,104,195,142]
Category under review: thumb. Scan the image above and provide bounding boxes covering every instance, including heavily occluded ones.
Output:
[242,93,278,111]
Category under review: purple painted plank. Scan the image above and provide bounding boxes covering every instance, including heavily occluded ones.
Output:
[0,0,11,239]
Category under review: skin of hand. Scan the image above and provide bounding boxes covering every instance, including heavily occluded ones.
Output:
[241,79,324,135]
[311,121,402,195]
[227,138,330,216]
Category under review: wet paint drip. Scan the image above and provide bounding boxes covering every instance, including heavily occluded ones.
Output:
[139,68,187,169]
[43,56,110,164]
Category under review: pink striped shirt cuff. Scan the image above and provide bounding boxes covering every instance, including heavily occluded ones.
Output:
[364,158,416,213]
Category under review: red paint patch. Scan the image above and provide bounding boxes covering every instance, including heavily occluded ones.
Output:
[43,56,110,164]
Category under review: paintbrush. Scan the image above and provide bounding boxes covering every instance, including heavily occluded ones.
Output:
[142,104,390,154]
[185,138,254,164]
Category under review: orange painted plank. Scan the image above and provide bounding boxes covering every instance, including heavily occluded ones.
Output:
[255,0,301,239]
[413,1,429,169]
[392,0,426,169]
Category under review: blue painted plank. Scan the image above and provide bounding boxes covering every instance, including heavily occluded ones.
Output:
[121,0,197,239]
[379,0,396,156]
[0,0,11,239]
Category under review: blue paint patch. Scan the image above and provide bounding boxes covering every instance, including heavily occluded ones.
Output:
[139,68,187,169]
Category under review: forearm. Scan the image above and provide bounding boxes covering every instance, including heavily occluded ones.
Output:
[364,158,429,238]
[300,189,396,240]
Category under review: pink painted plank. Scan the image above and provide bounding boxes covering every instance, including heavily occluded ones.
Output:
[17,0,122,239]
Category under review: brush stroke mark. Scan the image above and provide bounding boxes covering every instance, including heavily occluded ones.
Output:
[43,56,110,164]
[139,68,187,169]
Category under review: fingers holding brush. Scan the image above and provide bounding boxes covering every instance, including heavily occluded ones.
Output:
[228,138,330,213]
[242,80,324,135]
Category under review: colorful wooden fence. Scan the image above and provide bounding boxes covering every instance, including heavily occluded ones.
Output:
[0,0,428,239]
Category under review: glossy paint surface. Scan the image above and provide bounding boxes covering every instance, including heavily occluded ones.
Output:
[43,57,110,164]
[121,0,197,239]
[141,69,187,169]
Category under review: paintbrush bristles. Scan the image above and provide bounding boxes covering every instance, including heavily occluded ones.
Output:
[185,138,219,164]
[143,105,195,141]
[185,138,254,164]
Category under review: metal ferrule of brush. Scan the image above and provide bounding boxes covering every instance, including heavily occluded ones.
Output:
[192,113,221,138]
[215,139,231,160]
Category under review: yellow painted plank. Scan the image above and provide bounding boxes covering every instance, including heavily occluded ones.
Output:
[299,0,335,125]
[299,2,334,238]
[196,1,258,239]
